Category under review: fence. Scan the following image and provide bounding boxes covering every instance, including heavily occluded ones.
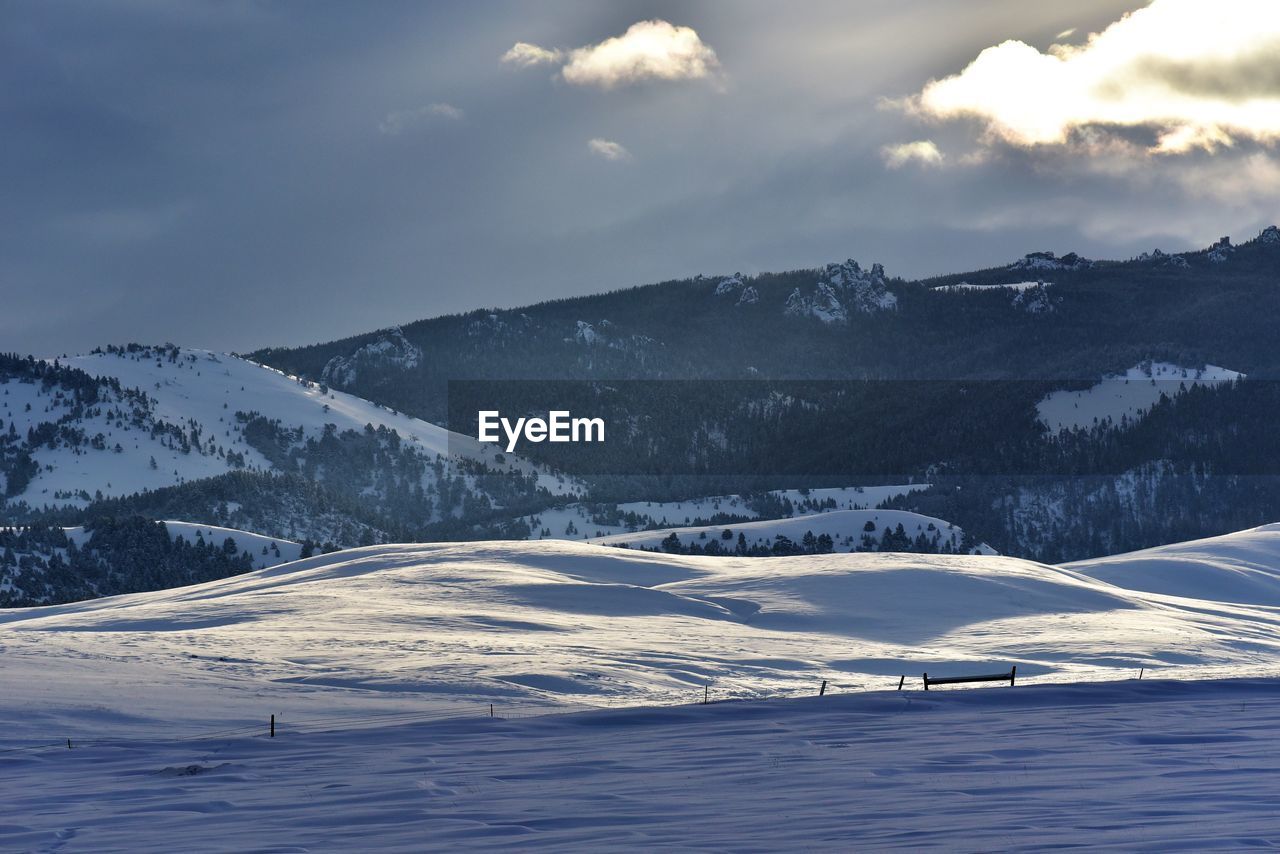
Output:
[0,664,1163,758]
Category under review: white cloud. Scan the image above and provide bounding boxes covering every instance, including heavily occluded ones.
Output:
[901,0,1280,154]
[501,42,564,68]
[378,103,463,135]
[881,140,943,169]
[587,138,631,161]
[503,20,720,90]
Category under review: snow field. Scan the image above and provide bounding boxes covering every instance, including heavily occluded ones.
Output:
[6,528,1280,847]
[3,678,1280,850]
[5,533,1280,743]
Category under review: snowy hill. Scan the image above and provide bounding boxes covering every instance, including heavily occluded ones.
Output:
[6,537,1280,732]
[1067,523,1280,605]
[6,535,1280,848]
[0,344,563,508]
[1037,361,1244,434]
[1,346,580,556]
[591,508,992,555]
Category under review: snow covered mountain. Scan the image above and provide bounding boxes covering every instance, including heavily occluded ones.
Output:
[782,258,896,323]
[711,258,897,324]
[1010,250,1093,271]
[1,345,579,550]
[1,344,557,509]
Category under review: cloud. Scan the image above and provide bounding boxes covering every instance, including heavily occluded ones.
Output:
[881,140,943,169]
[501,42,564,68]
[503,20,720,90]
[587,138,631,161]
[900,0,1280,154]
[378,102,463,135]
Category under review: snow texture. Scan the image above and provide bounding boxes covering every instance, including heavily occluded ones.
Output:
[1068,522,1280,605]
[5,679,1280,850]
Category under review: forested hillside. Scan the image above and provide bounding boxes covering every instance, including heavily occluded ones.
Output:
[238,227,1280,561]
[5,228,1280,591]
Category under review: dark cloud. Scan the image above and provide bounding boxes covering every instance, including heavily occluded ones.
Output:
[1,0,1272,356]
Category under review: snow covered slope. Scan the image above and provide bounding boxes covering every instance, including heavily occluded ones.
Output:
[67,347,459,461]
[1037,362,1244,434]
[591,508,992,554]
[160,522,301,569]
[4,538,1280,740]
[1067,523,1280,605]
[5,679,1278,851]
[6,536,1280,849]
[1,345,574,509]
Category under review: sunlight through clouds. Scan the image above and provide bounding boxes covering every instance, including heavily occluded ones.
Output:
[901,0,1280,154]
[881,140,943,169]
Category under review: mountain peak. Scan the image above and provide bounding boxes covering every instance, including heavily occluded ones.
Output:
[784,258,896,323]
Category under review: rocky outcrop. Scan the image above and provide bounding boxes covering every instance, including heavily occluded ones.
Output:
[321,327,421,388]
[783,259,895,324]
[1011,251,1092,272]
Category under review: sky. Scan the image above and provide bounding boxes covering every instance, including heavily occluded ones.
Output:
[3,0,1278,356]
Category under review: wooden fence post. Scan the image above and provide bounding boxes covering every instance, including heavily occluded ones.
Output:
[270,714,275,738]
[819,680,827,697]
[1010,666,1016,686]
[704,684,709,705]
[922,673,929,691]
[897,675,905,691]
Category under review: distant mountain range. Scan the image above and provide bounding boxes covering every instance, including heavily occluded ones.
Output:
[4,226,1280,602]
